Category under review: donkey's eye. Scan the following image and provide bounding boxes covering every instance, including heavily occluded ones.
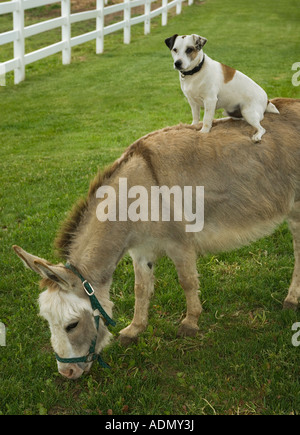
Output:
[66,322,79,333]
[186,47,194,54]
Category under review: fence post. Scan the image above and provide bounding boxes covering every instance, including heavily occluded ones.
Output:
[0,63,5,87]
[0,322,6,347]
[124,0,131,45]
[162,0,168,26]
[188,0,194,5]
[96,0,104,54]
[61,0,71,64]
[13,0,25,84]
[144,0,151,35]
[176,0,182,15]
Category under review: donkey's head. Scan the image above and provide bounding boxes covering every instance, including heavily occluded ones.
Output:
[13,246,113,380]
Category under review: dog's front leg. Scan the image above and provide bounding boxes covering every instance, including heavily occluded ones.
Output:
[187,98,201,125]
[200,98,217,133]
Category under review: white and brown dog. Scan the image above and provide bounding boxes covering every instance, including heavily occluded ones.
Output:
[165,34,279,142]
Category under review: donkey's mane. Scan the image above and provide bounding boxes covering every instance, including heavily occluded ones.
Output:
[55,125,184,258]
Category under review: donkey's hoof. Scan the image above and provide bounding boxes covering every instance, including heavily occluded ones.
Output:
[119,334,139,347]
[283,300,298,311]
[177,324,199,338]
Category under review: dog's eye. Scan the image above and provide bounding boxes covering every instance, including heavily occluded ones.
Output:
[185,47,194,54]
[66,322,79,333]
[173,48,177,53]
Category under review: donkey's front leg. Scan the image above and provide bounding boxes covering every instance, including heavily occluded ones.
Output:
[119,257,154,346]
[284,202,300,310]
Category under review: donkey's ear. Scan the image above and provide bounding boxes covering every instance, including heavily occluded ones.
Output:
[13,245,74,288]
[13,245,50,274]
[33,260,72,286]
[165,34,178,50]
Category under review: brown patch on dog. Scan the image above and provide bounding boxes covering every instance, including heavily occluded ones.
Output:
[221,63,236,83]
[188,47,198,61]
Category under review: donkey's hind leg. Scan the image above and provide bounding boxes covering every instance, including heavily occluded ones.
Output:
[284,201,300,310]
[119,253,155,346]
[170,249,202,337]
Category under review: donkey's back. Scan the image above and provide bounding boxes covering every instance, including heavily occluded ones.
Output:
[133,98,300,255]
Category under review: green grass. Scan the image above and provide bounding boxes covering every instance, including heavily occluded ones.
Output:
[1,0,300,415]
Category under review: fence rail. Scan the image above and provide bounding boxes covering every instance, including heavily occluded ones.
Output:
[0,0,193,84]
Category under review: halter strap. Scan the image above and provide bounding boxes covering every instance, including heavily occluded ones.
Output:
[65,262,116,327]
[54,262,116,369]
[55,340,110,368]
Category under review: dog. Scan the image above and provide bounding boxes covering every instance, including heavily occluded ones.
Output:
[165,34,279,142]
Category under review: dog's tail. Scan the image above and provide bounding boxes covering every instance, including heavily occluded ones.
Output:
[265,100,280,114]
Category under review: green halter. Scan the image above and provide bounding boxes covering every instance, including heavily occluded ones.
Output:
[54,262,116,369]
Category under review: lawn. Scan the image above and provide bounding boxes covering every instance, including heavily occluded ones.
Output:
[0,0,300,415]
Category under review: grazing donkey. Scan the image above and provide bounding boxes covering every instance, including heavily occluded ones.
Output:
[14,98,300,379]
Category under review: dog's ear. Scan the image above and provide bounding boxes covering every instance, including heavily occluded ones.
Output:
[192,34,207,50]
[165,34,178,50]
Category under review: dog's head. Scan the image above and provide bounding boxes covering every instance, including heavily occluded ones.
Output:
[165,34,207,72]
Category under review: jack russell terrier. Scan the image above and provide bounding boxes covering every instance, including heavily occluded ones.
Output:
[165,34,279,142]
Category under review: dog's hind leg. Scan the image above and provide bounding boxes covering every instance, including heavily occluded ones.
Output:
[240,107,266,142]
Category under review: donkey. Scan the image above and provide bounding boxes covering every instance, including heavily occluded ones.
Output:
[14,98,300,379]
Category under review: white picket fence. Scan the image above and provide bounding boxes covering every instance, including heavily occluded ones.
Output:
[0,0,193,85]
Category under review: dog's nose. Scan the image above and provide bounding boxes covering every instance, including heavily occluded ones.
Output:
[175,60,182,70]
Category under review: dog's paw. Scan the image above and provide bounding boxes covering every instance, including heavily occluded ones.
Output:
[251,128,266,143]
[199,122,212,133]
[200,127,210,134]
[251,134,262,143]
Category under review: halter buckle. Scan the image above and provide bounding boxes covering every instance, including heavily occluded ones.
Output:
[82,280,95,296]
[86,353,95,363]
